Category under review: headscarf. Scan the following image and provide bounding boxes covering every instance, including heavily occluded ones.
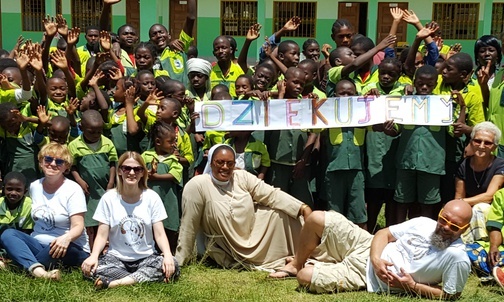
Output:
[203,144,236,186]
[186,58,212,76]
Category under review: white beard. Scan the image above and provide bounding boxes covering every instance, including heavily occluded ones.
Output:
[430,231,452,250]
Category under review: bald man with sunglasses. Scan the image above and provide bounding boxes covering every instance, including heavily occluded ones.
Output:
[269,199,472,299]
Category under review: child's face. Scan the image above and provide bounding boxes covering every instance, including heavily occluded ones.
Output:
[113,78,127,102]
[279,45,300,68]
[331,26,353,47]
[235,78,252,96]
[135,47,154,70]
[85,29,100,46]
[303,43,320,61]
[119,26,138,48]
[138,73,155,97]
[335,82,356,97]
[81,91,97,111]
[157,131,177,154]
[477,45,498,67]
[46,78,68,104]
[298,66,316,86]
[0,113,21,135]
[81,120,103,143]
[441,58,463,85]
[3,178,25,206]
[188,72,208,89]
[253,67,274,91]
[157,100,178,122]
[2,68,22,86]
[149,25,170,51]
[285,72,305,97]
[414,74,438,95]
[213,38,232,63]
[350,44,365,58]
[378,63,400,88]
[335,47,356,66]
[49,123,69,145]
[168,86,186,102]
[415,52,424,69]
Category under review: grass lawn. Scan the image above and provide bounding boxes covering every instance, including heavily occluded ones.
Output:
[0,262,503,302]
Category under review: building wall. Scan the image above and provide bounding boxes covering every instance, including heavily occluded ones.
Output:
[1,0,500,61]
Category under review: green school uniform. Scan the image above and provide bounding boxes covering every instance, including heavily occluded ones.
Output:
[0,196,34,233]
[158,30,193,86]
[361,82,404,189]
[142,150,183,231]
[210,62,244,98]
[487,69,504,156]
[107,106,145,157]
[46,98,69,118]
[125,68,169,78]
[68,135,118,227]
[0,122,39,184]
[145,116,194,165]
[224,136,271,176]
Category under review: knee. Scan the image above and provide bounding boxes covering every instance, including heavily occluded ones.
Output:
[297,266,313,287]
[1,228,18,242]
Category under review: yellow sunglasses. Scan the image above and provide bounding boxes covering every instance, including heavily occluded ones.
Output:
[437,209,469,232]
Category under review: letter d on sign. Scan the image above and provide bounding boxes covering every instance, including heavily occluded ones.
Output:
[201,103,224,128]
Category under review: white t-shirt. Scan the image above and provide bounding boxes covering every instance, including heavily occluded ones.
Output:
[30,178,90,252]
[366,217,470,295]
[93,189,168,261]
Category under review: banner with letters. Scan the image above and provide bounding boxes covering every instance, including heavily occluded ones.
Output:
[195,95,453,131]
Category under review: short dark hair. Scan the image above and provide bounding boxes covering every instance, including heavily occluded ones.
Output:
[3,171,26,188]
[302,39,319,51]
[449,53,474,75]
[331,19,353,34]
[379,58,402,71]
[278,40,299,55]
[351,36,374,52]
[415,64,438,79]
[474,35,502,66]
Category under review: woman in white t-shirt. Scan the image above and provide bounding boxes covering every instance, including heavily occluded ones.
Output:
[0,142,90,280]
[81,151,179,289]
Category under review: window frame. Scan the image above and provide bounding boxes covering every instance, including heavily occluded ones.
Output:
[220,1,258,37]
[273,1,317,38]
[432,2,479,40]
[21,0,46,32]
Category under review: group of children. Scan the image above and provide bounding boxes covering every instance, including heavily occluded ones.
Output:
[0,2,496,258]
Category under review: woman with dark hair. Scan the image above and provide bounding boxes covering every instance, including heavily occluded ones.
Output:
[473,35,502,89]
[176,144,311,273]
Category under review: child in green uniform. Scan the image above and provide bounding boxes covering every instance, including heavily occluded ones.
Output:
[0,172,34,268]
[318,80,367,227]
[141,121,183,251]
[124,42,169,78]
[434,53,485,203]
[361,58,403,231]
[68,109,117,247]
[34,112,78,147]
[210,36,244,98]
[0,102,39,184]
[392,65,466,223]
[325,35,396,97]
[107,77,145,157]
[264,67,315,205]
[225,131,270,180]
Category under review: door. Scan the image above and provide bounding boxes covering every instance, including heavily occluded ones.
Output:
[126,0,140,34]
[170,0,197,44]
[376,2,409,44]
[338,2,368,36]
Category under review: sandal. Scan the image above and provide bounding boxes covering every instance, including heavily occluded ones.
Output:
[94,277,111,290]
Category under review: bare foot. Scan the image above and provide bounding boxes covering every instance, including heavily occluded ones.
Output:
[268,262,298,279]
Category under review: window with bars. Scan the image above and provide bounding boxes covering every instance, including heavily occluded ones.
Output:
[273,2,316,38]
[71,0,104,29]
[221,1,258,36]
[492,3,504,36]
[21,0,45,31]
[432,3,479,40]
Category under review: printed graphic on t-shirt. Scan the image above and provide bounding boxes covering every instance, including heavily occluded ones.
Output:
[32,206,55,231]
[399,234,435,261]
[174,59,182,69]
[119,215,146,246]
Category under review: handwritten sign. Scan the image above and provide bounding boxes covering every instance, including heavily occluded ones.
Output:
[195,95,453,131]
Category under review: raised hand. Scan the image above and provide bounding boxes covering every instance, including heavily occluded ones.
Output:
[168,39,184,52]
[67,27,81,45]
[108,66,123,81]
[321,44,332,59]
[402,10,420,25]
[104,0,122,4]
[37,105,50,126]
[56,15,68,37]
[64,98,80,116]
[89,70,104,87]
[50,50,68,70]
[99,30,111,51]
[246,23,262,41]
[377,34,397,50]
[447,43,462,60]
[0,74,15,90]
[477,60,491,86]
[416,22,439,40]
[145,88,163,105]
[43,15,58,37]
[29,43,43,71]
[262,38,272,57]
[16,51,30,70]
[283,16,301,31]
[390,7,404,22]
[124,86,137,106]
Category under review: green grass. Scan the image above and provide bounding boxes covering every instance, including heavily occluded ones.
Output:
[0,263,503,302]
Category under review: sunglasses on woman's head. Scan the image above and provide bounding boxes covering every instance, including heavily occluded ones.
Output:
[120,165,144,174]
[43,156,66,167]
